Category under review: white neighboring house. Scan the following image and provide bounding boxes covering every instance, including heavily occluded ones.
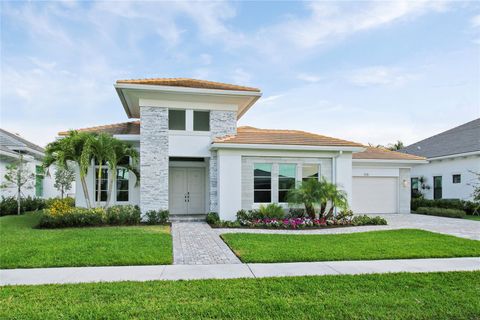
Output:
[61,78,426,220]
[401,118,480,201]
[0,128,71,199]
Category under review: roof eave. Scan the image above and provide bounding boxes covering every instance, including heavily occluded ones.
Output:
[211,143,365,152]
[353,158,428,164]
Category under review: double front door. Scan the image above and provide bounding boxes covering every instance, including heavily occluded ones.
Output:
[169,167,205,215]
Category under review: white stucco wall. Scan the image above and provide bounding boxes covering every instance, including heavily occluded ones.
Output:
[335,152,353,206]
[410,155,480,200]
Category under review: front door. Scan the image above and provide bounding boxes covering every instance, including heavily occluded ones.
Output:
[433,176,442,199]
[169,168,205,214]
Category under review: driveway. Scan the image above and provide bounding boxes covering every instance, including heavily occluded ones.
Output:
[215,214,480,241]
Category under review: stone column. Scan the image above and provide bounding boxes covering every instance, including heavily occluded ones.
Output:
[140,106,169,214]
[209,110,237,212]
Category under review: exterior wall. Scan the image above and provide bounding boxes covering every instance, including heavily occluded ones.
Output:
[140,106,169,212]
[335,152,353,206]
[217,150,242,221]
[0,157,66,199]
[209,110,237,212]
[410,155,480,200]
[399,168,411,213]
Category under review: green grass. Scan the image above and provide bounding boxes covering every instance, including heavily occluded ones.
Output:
[465,215,480,221]
[221,229,480,263]
[0,213,172,269]
[1,272,479,319]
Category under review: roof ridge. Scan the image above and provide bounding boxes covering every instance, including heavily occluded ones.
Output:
[58,121,140,135]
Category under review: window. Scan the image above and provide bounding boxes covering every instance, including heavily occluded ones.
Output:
[35,165,44,197]
[254,163,272,203]
[95,168,108,202]
[411,177,419,197]
[169,109,186,130]
[193,111,210,131]
[116,169,129,202]
[452,174,461,184]
[433,176,442,200]
[302,164,319,181]
[278,164,296,203]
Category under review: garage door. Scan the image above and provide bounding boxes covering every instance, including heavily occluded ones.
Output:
[352,177,398,214]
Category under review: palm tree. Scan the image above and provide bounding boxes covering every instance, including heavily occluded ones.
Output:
[287,178,349,219]
[44,131,96,208]
[104,139,139,208]
[387,140,404,151]
[88,133,115,207]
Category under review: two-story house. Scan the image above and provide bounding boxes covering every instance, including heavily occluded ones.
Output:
[60,78,425,220]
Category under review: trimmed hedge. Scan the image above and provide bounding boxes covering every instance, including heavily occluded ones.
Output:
[411,198,476,215]
[414,207,466,219]
[0,196,47,216]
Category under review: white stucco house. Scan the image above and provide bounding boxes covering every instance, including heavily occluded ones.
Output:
[0,128,70,199]
[401,118,480,201]
[61,78,426,220]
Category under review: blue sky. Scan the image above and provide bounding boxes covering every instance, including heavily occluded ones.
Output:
[1,0,479,147]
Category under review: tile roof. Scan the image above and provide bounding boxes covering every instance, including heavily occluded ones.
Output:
[58,121,140,136]
[400,118,480,158]
[353,146,426,161]
[0,128,44,153]
[214,126,364,147]
[116,78,261,92]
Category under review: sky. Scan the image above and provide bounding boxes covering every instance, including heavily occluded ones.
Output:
[1,0,479,148]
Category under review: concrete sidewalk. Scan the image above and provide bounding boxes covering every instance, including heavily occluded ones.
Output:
[1,257,479,286]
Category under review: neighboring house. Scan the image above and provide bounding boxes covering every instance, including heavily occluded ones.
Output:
[0,129,71,199]
[60,78,425,220]
[401,118,480,201]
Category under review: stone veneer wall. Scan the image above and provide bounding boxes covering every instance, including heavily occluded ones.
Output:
[140,106,169,213]
[209,110,237,212]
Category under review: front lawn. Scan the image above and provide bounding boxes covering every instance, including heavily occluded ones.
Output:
[221,229,480,263]
[1,272,479,319]
[465,215,480,221]
[0,213,172,269]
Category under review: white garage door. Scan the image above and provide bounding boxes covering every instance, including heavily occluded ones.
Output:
[352,177,398,214]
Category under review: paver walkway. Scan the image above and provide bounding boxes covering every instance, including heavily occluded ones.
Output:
[1,257,479,286]
[172,222,241,265]
[216,214,480,240]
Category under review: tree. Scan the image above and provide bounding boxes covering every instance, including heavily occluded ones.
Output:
[287,178,348,219]
[54,165,75,199]
[88,133,115,207]
[1,154,35,215]
[44,131,96,208]
[386,140,405,151]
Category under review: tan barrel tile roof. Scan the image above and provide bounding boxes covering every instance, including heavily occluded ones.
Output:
[214,126,364,147]
[353,146,426,160]
[116,78,260,92]
[58,121,140,136]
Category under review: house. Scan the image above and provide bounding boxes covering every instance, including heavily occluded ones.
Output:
[60,78,426,220]
[401,118,480,201]
[0,129,69,199]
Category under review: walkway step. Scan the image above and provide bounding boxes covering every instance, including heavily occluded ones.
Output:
[170,214,206,222]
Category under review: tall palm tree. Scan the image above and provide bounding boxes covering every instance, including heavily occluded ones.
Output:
[88,133,116,207]
[44,131,96,208]
[104,139,139,208]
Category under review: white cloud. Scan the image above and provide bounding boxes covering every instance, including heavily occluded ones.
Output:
[297,73,323,83]
[471,14,480,28]
[346,66,417,87]
[231,68,252,85]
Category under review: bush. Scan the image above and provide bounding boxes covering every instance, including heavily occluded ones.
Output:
[286,208,308,219]
[257,203,285,219]
[0,196,46,216]
[106,205,141,225]
[144,210,169,225]
[206,212,220,224]
[45,197,75,209]
[38,207,106,228]
[351,215,387,226]
[414,207,466,219]
[411,198,475,215]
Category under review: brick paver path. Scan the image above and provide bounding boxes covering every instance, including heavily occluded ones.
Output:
[172,222,241,265]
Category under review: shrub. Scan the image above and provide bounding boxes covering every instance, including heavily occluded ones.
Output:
[106,205,141,225]
[38,207,107,228]
[22,196,46,212]
[411,198,475,215]
[144,210,169,225]
[351,215,387,226]
[0,197,18,216]
[257,203,285,219]
[47,198,74,216]
[0,196,46,216]
[286,208,308,219]
[206,212,220,225]
[45,197,75,209]
[414,207,466,219]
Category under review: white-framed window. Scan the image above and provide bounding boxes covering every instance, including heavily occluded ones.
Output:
[302,164,319,181]
[193,111,210,131]
[95,167,109,202]
[169,109,186,130]
[254,163,272,203]
[278,164,296,203]
[452,174,461,184]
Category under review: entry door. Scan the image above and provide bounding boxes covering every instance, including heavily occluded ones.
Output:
[433,176,442,199]
[169,168,205,214]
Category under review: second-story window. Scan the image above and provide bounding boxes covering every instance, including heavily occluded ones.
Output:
[169,109,186,130]
[193,111,210,131]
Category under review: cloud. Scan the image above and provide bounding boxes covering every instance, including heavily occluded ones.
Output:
[471,14,480,28]
[297,73,323,83]
[231,68,252,85]
[346,66,417,86]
